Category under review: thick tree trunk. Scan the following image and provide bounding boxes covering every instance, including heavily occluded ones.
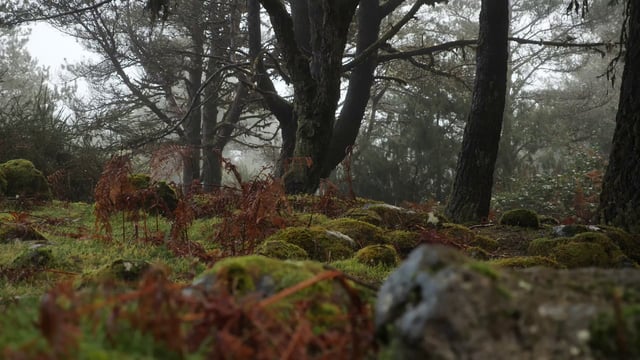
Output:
[445,0,509,223]
[598,1,640,233]
[320,0,381,178]
[182,42,204,193]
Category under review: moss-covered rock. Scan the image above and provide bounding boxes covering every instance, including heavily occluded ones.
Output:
[330,258,394,288]
[81,259,151,286]
[256,240,309,260]
[387,230,421,257]
[552,224,594,237]
[499,209,539,228]
[439,223,475,244]
[0,159,51,200]
[355,245,398,267]
[0,221,48,243]
[489,256,563,269]
[464,246,491,260]
[128,174,178,216]
[538,215,560,225]
[11,246,54,269]
[324,218,387,248]
[264,226,355,262]
[471,235,499,251]
[528,232,631,268]
[599,226,640,264]
[293,213,330,227]
[342,208,383,226]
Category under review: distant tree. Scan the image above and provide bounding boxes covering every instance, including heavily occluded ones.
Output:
[598,0,640,233]
[445,0,510,223]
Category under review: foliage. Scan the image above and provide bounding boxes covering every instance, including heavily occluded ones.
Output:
[0,159,52,201]
[3,265,376,359]
[492,146,605,222]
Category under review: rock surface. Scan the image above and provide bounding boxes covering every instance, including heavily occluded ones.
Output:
[376,244,640,359]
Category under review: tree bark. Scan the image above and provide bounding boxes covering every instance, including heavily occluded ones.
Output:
[445,0,509,223]
[258,0,359,194]
[182,27,204,193]
[598,1,640,233]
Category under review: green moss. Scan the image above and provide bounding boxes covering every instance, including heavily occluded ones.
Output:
[467,261,500,280]
[330,258,394,289]
[590,304,640,358]
[0,159,51,200]
[471,235,499,251]
[354,245,398,267]
[129,173,151,189]
[387,230,420,257]
[342,208,383,226]
[464,246,491,260]
[128,174,178,216]
[11,247,54,269]
[80,259,151,286]
[499,209,539,228]
[600,226,640,263]
[324,218,387,248]
[538,215,559,225]
[528,237,569,256]
[553,224,592,237]
[490,256,562,269]
[256,240,309,260]
[294,213,330,227]
[0,222,48,243]
[529,232,630,268]
[439,223,475,243]
[264,226,355,262]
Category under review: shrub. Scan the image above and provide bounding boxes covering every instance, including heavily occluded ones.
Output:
[0,159,51,200]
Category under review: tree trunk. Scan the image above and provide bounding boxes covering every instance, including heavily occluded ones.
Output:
[598,1,640,233]
[182,28,204,193]
[445,0,509,223]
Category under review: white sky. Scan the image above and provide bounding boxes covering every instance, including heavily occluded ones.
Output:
[25,22,95,95]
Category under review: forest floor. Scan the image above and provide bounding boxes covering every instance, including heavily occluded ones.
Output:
[0,194,638,359]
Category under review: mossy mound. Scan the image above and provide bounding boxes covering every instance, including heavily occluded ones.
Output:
[324,218,387,248]
[387,230,421,257]
[471,235,499,251]
[264,226,355,262]
[528,232,633,268]
[464,246,491,260]
[590,304,640,358]
[0,159,51,200]
[80,259,151,286]
[598,226,640,264]
[499,209,539,228]
[342,208,383,226]
[439,223,475,244]
[0,222,48,243]
[538,215,560,225]
[11,246,54,269]
[330,258,394,288]
[128,174,179,216]
[293,213,330,227]
[256,240,309,260]
[354,245,398,267]
[363,204,424,229]
[552,224,595,237]
[489,256,563,269]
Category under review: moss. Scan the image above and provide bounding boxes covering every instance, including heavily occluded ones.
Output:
[129,173,151,189]
[80,259,151,286]
[439,223,475,243]
[590,304,640,358]
[599,226,640,264]
[293,213,330,227]
[0,159,51,200]
[342,208,383,226]
[471,235,499,251]
[128,174,178,216]
[489,256,563,269]
[363,204,424,229]
[387,230,420,257]
[354,245,398,267]
[256,240,309,260]
[11,247,54,269]
[324,218,388,248]
[529,232,630,268]
[538,215,559,225]
[264,226,355,262]
[0,222,48,243]
[464,246,491,260]
[467,261,500,280]
[330,258,394,288]
[499,209,539,228]
[527,237,570,256]
[553,224,592,237]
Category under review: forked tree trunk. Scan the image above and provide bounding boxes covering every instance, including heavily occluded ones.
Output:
[598,0,640,233]
[445,0,510,223]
